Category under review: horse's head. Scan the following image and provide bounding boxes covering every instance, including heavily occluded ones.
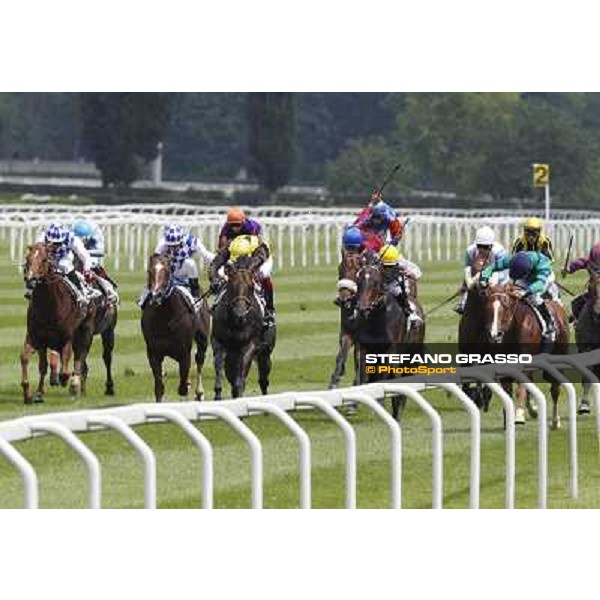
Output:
[225,256,259,323]
[356,256,385,317]
[24,243,52,284]
[147,254,171,305]
[480,284,520,344]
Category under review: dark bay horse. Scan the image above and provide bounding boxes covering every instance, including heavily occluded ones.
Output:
[572,270,600,413]
[458,251,494,410]
[355,254,426,419]
[211,256,276,399]
[20,243,95,403]
[481,284,569,428]
[329,249,363,389]
[141,255,210,402]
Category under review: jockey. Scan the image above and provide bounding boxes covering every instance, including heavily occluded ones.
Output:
[455,226,508,314]
[72,219,118,305]
[563,242,600,321]
[353,190,404,252]
[512,217,559,301]
[209,233,275,327]
[379,244,423,327]
[480,251,556,340]
[334,226,364,307]
[31,222,98,306]
[138,224,214,309]
[217,206,262,251]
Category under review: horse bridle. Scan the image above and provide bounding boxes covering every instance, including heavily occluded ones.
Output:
[356,264,386,313]
[226,267,257,318]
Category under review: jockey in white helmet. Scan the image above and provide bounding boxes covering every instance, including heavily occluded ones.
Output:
[455,225,508,315]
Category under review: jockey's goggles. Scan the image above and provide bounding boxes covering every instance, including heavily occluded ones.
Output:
[524,228,541,235]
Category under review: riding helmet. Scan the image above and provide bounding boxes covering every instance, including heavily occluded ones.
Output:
[227,207,246,225]
[342,226,363,248]
[45,222,68,244]
[73,220,94,239]
[475,226,495,246]
[165,225,185,245]
[509,252,534,280]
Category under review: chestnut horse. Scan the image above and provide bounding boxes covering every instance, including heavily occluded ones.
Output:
[480,284,569,428]
[141,255,210,402]
[212,256,276,399]
[20,243,95,403]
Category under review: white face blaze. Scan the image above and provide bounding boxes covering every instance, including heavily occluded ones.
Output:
[151,261,166,293]
[490,299,501,338]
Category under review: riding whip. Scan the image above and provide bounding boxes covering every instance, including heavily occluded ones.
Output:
[377,163,402,195]
[562,234,574,278]
[425,290,461,317]
[556,281,576,296]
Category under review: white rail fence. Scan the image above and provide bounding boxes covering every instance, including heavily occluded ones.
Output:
[1,352,598,509]
[3,205,600,270]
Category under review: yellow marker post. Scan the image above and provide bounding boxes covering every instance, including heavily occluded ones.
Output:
[533,163,550,222]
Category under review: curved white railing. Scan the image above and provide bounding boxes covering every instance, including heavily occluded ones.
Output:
[1,352,598,509]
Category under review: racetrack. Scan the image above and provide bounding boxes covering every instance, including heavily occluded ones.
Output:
[0,233,599,508]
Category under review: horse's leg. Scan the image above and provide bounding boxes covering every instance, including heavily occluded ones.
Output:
[20,337,35,405]
[225,348,245,398]
[49,350,60,386]
[329,331,351,389]
[239,341,258,397]
[81,359,88,396]
[257,348,272,395]
[59,342,72,387]
[515,383,527,425]
[212,337,224,400]
[550,381,561,430]
[194,329,208,402]
[34,349,49,403]
[148,352,165,402]
[71,324,93,398]
[101,326,116,396]
[177,349,192,399]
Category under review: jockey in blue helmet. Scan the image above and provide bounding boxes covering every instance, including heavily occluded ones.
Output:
[72,219,119,305]
[334,226,365,308]
[480,251,556,339]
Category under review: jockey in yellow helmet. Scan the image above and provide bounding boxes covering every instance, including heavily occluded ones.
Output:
[379,244,423,327]
[209,233,275,327]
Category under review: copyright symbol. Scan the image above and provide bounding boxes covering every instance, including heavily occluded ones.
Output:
[366,366,376,374]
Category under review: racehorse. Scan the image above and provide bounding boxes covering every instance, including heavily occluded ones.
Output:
[141,255,210,402]
[211,256,276,399]
[20,243,95,403]
[458,251,493,410]
[354,253,426,419]
[329,249,363,389]
[572,270,600,414]
[481,283,569,428]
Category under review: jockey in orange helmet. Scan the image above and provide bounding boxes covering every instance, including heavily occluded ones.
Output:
[217,206,263,251]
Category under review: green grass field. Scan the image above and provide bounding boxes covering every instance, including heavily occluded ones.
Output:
[0,229,598,509]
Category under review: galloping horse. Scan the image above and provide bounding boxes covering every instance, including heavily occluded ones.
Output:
[329,249,363,389]
[572,270,600,413]
[141,255,210,402]
[211,256,276,399]
[481,283,569,428]
[354,253,426,419]
[20,243,95,403]
[458,251,493,410]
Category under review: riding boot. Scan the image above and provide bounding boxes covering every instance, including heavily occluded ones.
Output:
[396,292,423,327]
[263,278,276,328]
[454,291,468,315]
[537,301,556,340]
[189,278,200,299]
[66,270,87,307]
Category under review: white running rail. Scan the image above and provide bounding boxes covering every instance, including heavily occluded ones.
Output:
[1,352,598,509]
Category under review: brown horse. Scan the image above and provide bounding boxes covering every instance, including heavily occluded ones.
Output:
[355,253,426,419]
[480,283,569,428]
[141,255,210,402]
[20,243,95,403]
[211,256,276,399]
[572,270,600,413]
[329,249,363,389]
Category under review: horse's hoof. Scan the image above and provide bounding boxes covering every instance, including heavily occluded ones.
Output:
[24,397,33,406]
[526,398,538,419]
[59,374,70,387]
[49,377,59,387]
[345,402,357,416]
[33,394,44,404]
[577,401,591,415]
[195,392,204,402]
[551,417,562,430]
[105,387,115,396]
[515,408,526,425]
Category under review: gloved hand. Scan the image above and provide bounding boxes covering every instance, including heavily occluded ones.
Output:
[479,276,489,288]
[83,270,94,284]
